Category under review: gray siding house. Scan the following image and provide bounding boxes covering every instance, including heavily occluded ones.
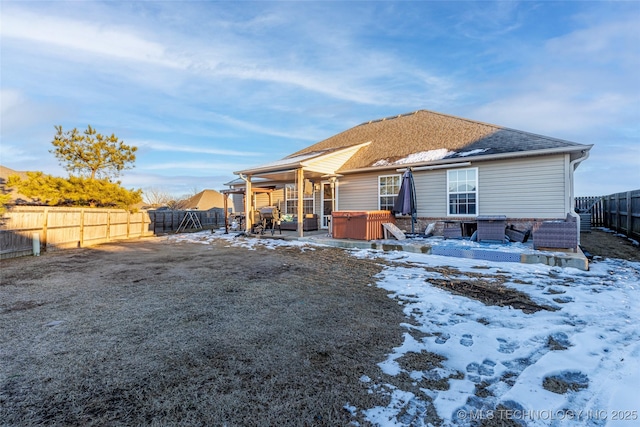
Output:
[226,110,592,237]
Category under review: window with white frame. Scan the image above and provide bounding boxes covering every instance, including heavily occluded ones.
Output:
[284,184,314,215]
[447,168,478,215]
[379,175,400,211]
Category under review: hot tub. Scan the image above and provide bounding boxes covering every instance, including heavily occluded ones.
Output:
[331,210,395,240]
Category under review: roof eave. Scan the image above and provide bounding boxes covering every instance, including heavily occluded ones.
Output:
[338,145,593,175]
[233,141,372,176]
[234,162,304,176]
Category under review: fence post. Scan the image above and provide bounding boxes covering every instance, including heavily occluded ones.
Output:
[43,206,49,251]
[80,209,85,247]
[626,191,632,236]
[615,193,621,232]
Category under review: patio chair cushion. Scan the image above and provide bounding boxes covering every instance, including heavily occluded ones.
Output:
[280,214,318,231]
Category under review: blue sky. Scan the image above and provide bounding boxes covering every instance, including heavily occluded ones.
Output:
[1,1,638,198]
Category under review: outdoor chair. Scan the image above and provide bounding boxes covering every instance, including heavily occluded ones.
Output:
[476,215,507,243]
[532,214,578,252]
[279,214,319,231]
[505,225,530,243]
[442,221,462,239]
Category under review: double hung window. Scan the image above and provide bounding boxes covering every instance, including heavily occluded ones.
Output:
[379,175,400,211]
[447,168,477,215]
[285,184,314,215]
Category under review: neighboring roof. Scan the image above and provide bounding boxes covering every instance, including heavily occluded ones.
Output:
[0,165,31,203]
[180,189,228,210]
[290,110,591,172]
[236,110,592,180]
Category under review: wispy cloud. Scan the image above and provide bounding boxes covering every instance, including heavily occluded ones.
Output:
[138,161,244,172]
[470,12,639,135]
[454,1,524,40]
[0,89,62,135]
[135,140,263,157]
[208,113,324,141]
[0,144,39,163]
[2,2,455,110]
[1,8,183,69]
[1,1,636,196]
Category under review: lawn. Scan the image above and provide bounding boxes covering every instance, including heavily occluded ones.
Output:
[1,230,639,426]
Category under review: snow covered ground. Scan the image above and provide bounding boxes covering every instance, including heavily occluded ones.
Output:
[167,230,640,427]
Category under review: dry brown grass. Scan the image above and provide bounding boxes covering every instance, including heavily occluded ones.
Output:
[0,238,405,426]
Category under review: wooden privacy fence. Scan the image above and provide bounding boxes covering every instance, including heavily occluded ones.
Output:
[575,196,605,227]
[576,189,640,241]
[1,207,230,259]
[1,206,153,259]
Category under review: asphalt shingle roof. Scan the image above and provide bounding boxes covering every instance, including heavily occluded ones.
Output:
[289,110,589,171]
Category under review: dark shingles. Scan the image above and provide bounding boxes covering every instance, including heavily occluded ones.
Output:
[289,110,588,170]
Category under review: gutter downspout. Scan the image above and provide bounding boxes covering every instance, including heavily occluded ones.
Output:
[568,150,590,245]
[239,173,252,233]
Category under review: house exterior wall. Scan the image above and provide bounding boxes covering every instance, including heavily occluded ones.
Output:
[271,188,285,210]
[477,154,568,218]
[335,173,380,211]
[232,194,244,213]
[230,188,286,213]
[413,170,447,216]
[335,153,569,219]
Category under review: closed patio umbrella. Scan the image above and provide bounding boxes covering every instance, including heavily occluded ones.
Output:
[392,168,417,233]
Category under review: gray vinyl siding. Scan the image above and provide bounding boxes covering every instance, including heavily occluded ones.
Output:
[232,194,243,213]
[231,188,286,212]
[336,154,569,219]
[336,173,380,211]
[477,155,567,218]
[413,170,447,216]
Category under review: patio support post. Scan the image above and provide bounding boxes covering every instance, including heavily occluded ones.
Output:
[224,194,229,234]
[329,176,337,237]
[242,174,253,233]
[297,168,304,238]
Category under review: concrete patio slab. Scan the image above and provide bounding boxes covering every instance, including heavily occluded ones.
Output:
[243,229,590,270]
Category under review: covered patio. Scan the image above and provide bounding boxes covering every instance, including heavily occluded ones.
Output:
[224,144,369,237]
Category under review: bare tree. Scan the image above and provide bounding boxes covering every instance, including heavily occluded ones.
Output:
[143,187,174,208]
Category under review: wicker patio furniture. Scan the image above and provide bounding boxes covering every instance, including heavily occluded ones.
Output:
[279,213,319,232]
[505,225,530,243]
[532,214,578,252]
[476,215,507,243]
[443,220,462,239]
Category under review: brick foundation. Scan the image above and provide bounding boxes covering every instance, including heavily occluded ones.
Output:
[394,217,563,237]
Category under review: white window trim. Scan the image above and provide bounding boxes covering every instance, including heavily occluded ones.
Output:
[284,183,315,215]
[378,174,401,211]
[446,167,479,217]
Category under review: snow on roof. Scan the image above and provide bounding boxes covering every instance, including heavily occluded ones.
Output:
[371,147,490,167]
